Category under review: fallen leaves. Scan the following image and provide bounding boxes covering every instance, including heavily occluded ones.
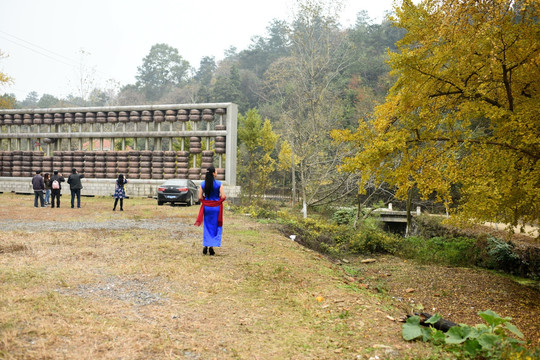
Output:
[355,255,540,345]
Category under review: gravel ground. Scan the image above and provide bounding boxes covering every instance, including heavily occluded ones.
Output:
[0,217,196,307]
[56,276,169,306]
[0,219,188,232]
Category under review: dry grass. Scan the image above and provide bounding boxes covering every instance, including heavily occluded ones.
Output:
[0,193,437,359]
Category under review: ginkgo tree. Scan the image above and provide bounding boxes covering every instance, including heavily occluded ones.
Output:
[332,0,540,230]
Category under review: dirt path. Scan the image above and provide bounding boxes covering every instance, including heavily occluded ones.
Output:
[0,193,537,359]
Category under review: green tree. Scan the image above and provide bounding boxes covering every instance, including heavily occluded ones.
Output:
[342,12,405,124]
[238,19,290,78]
[237,108,262,201]
[195,56,216,103]
[117,84,146,105]
[20,91,39,108]
[213,64,247,111]
[334,0,540,230]
[136,43,191,101]
[64,94,86,107]
[258,119,279,195]
[87,88,110,106]
[237,109,280,200]
[37,94,60,108]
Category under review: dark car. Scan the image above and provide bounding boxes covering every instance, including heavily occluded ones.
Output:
[157,179,199,206]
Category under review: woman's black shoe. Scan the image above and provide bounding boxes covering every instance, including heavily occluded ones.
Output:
[209,247,215,256]
[203,246,208,255]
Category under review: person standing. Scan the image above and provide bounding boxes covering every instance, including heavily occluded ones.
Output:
[43,172,51,205]
[50,170,65,208]
[31,170,46,208]
[195,166,226,255]
[67,168,84,209]
[113,174,128,211]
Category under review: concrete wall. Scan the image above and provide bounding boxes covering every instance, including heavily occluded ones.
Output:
[0,177,241,198]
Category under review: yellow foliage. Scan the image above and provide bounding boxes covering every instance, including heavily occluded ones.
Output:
[334,0,540,227]
[0,50,14,109]
[278,140,295,171]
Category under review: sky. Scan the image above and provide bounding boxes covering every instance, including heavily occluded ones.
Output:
[0,0,396,101]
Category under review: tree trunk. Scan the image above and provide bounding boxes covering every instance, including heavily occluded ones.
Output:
[291,149,296,206]
[300,161,307,218]
[406,187,412,236]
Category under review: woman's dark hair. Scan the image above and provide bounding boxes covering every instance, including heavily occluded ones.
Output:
[44,173,50,180]
[204,166,216,198]
[117,174,124,185]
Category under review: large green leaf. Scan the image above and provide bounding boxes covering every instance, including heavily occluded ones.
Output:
[477,333,499,350]
[421,327,433,342]
[425,313,441,325]
[402,316,423,341]
[504,322,524,339]
[462,339,482,356]
[478,310,511,327]
[445,326,472,344]
[431,328,446,345]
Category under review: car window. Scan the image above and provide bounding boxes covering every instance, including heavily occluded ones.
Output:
[169,180,187,185]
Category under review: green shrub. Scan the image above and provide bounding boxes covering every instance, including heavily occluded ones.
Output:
[332,208,356,225]
[414,215,450,238]
[348,226,401,254]
[272,208,398,257]
[231,203,279,220]
[486,236,524,273]
[399,234,538,278]
[232,203,539,278]
[401,236,480,267]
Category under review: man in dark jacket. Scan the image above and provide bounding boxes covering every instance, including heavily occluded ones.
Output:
[67,168,84,208]
[50,170,65,208]
[31,170,45,208]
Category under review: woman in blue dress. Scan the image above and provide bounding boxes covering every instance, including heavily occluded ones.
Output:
[113,174,128,211]
[197,166,226,255]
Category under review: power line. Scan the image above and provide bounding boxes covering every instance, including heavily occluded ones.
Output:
[0,29,80,67]
[0,29,117,80]
[0,34,79,69]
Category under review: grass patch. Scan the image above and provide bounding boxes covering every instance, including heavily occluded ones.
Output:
[400,236,480,267]
[0,242,28,254]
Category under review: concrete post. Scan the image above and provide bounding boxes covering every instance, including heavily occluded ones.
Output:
[225,103,238,186]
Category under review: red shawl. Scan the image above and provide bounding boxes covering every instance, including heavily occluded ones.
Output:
[194,197,226,227]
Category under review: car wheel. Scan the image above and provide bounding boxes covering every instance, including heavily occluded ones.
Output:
[158,201,164,206]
